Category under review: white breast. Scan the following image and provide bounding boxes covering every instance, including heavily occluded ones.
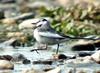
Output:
[33,29,40,42]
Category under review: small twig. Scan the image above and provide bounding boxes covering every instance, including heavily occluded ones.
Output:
[33,60,53,65]
[30,48,47,54]
[30,48,47,52]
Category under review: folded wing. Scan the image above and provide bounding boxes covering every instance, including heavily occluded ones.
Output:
[39,31,65,39]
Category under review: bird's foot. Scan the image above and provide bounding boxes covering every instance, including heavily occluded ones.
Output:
[52,54,59,60]
[30,48,47,52]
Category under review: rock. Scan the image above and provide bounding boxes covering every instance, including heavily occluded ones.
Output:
[0,10,5,19]
[4,8,18,18]
[7,36,27,47]
[12,53,26,62]
[28,1,54,9]
[2,13,35,25]
[52,54,76,60]
[94,40,100,48]
[10,39,21,47]
[18,18,39,29]
[45,67,61,73]
[0,0,16,4]
[43,67,53,72]
[82,56,92,63]
[0,3,16,11]
[56,0,100,7]
[7,32,24,38]
[16,0,32,13]
[78,51,94,57]
[66,56,93,65]
[2,18,16,25]
[0,60,14,69]
[72,40,95,51]
[77,70,86,73]
[33,60,52,65]
[22,68,44,73]
[2,38,17,46]
[19,36,28,43]
[0,70,12,73]
[58,54,67,59]
[94,70,100,73]
[56,0,74,7]
[14,12,35,21]
[23,59,31,64]
[0,55,13,61]
[58,54,76,59]
[91,51,100,64]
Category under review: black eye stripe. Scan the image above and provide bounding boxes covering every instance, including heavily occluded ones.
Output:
[42,19,47,21]
[39,24,42,26]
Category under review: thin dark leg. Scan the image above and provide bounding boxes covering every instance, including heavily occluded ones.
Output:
[56,44,59,54]
[45,44,48,49]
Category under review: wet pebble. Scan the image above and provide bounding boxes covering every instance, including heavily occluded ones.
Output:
[0,70,12,73]
[94,70,100,73]
[18,18,40,29]
[7,32,24,38]
[10,39,21,47]
[0,0,16,4]
[22,68,44,73]
[0,55,13,61]
[72,44,95,51]
[66,56,93,65]
[2,18,16,25]
[14,12,35,21]
[82,56,92,63]
[2,38,17,46]
[43,67,53,72]
[78,51,94,57]
[33,60,53,65]
[77,70,87,73]
[45,67,61,73]
[72,40,95,51]
[28,1,54,9]
[0,10,5,19]
[2,13,35,25]
[58,54,67,59]
[23,59,31,64]
[53,54,76,60]
[94,40,100,48]
[12,53,26,62]
[91,50,100,64]
[56,0,72,7]
[0,60,14,69]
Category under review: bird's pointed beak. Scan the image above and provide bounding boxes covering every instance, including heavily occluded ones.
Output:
[31,20,40,28]
[32,20,40,24]
[32,20,42,28]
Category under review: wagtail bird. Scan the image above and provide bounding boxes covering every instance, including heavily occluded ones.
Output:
[32,18,100,54]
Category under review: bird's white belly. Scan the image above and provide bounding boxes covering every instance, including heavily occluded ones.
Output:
[34,29,42,43]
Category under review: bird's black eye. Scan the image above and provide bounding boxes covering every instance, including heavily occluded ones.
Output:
[42,19,47,21]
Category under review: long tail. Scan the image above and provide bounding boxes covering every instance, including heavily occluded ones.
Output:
[64,35,100,40]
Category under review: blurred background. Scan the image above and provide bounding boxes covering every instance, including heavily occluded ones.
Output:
[0,0,100,45]
[0,0,100,73]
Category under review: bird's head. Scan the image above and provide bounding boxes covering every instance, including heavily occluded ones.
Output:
[32,18,51,29]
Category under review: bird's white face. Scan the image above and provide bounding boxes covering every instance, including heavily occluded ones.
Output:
[36,19,49,28]
[32,18,51,30]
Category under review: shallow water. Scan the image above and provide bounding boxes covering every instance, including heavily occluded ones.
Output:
[0,42,100,73]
